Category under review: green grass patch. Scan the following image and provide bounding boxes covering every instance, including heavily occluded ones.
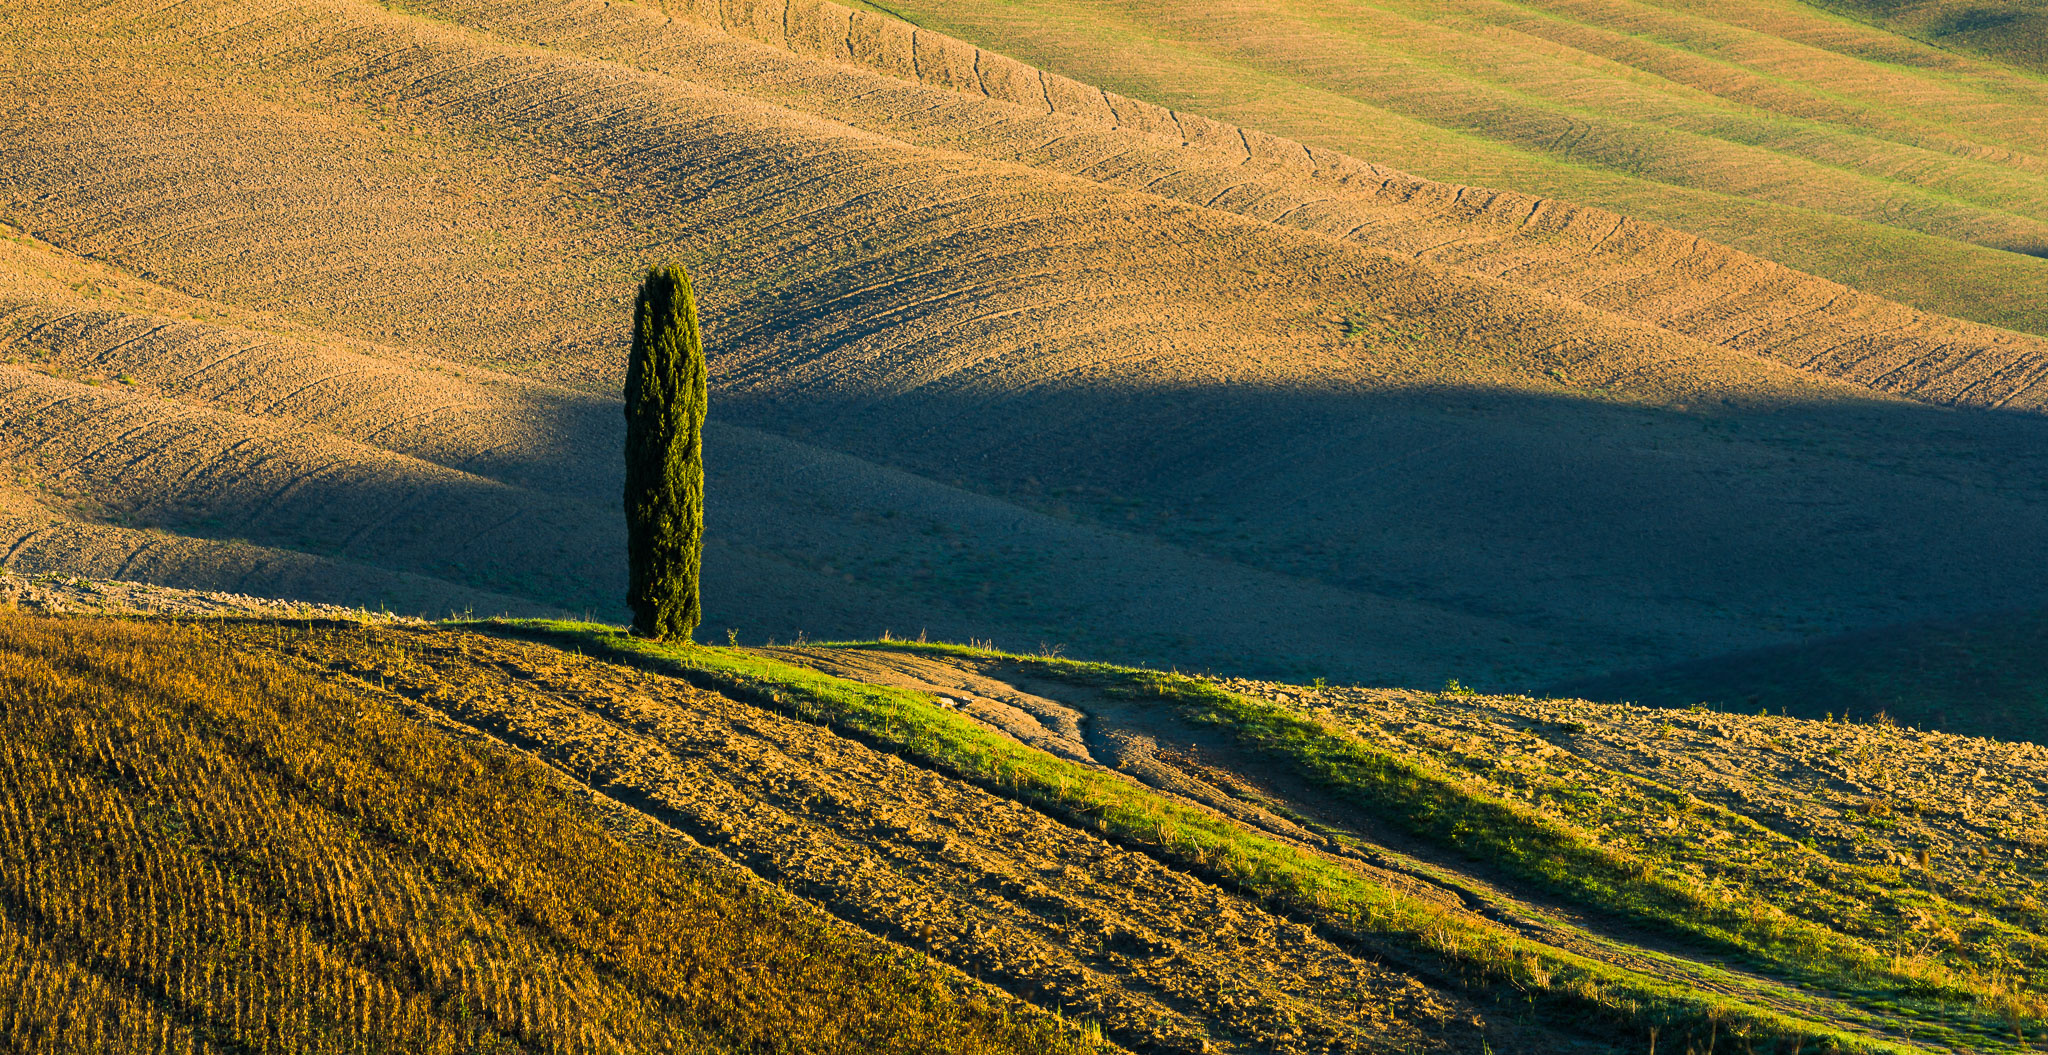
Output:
[850,641,2048,1045]
[478,619,1928,1054]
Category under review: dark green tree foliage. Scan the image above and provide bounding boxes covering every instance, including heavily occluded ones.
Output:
[624,264,706,640]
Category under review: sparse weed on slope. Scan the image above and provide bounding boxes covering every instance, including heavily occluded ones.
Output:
[486,619,1926,1054]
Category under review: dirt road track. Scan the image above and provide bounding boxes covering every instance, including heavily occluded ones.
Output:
[762,645,1984,1045]
[243,622,1608,1055]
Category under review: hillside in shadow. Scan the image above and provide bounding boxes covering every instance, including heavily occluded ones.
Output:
[2,0,2045,692]
[1556,606,2048,743]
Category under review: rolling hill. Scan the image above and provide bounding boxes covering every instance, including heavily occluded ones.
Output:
[4,0,2048,690]
[1557,605,2048,744]
[0,611,1114,1055]
[9,0,2048,1048]
[16,594,2048,1051]
[792,0,2048,335]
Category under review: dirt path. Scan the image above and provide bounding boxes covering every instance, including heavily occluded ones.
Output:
[233,623,1589,1055]
[764,646,1947,1044]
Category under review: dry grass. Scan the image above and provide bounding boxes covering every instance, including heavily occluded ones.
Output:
[1811,0,2048,74]
[0,612,1109,1055]
[7,598,2035,1052]
[743,635,2048,1050]
[1187,670,2048,1049]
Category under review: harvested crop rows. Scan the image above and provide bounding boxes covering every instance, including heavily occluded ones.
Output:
[243,620,1541,1055]
[14,587,2047,1051]
[0,614,1117,1055]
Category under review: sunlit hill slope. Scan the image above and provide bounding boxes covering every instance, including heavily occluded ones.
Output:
[18,598,2048,1052]
[2,0,2047,690]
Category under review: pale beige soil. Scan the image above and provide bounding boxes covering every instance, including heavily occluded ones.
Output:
[3,0,2048,690]
[787,0,2048,337]
[0,236,1564,681]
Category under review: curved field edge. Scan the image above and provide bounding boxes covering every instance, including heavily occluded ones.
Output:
[684,0,2048,338]
[99,0,2048,417]
[481,618,1933,1052]
[13,0,2048,689]
[233,0,2048,412]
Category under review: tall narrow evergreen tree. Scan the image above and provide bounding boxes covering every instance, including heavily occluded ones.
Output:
[624,264,707,641]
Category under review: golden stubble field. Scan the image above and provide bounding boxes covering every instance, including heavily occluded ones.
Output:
[2,0,2047,687]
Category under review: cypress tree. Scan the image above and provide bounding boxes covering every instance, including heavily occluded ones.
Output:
[624,264,707,641]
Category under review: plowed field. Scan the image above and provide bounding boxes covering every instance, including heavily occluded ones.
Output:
[3,0,2047,687]
[14,589,2048,1050]
[241,619,1551,1054]
[799,0,2048,336]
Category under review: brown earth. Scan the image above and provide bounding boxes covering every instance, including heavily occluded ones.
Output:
[0,565,427,620]
[225,618,1600,1055]
[2,0,2048,688]
[12,579,2038,1047]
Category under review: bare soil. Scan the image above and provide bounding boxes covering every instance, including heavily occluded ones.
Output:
[14,579,2028,1047]
[3,0,2047,692]
[0,566,427,620]
[232,621,1600,1055]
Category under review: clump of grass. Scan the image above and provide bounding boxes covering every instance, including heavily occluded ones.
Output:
[0,613,1108,1055]
[487,619,1917,1054]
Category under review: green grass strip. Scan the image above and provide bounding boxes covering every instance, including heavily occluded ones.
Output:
[472,619,1925,1054]
[1074,660,1984,995]
[864,643,2048,1018]
[848,642,2048,1042]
